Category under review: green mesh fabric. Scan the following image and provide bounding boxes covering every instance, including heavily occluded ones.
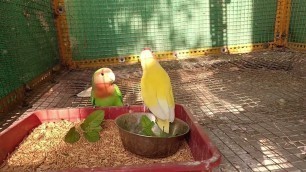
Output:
[0,0,59,99]
[289,0,306,43]
[64,0,277,60]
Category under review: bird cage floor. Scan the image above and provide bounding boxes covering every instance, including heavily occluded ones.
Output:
[1,49,306,171]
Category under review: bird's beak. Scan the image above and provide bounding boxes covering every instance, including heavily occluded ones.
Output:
[109,72,115,83]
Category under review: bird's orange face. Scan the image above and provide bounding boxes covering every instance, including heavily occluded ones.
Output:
[93,68,115,85]
[93,68,115,98]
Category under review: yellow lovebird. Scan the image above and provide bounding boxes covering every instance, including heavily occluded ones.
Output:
[139,48,175,133]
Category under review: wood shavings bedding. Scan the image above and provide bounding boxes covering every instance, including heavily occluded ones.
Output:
[0,120,194,171]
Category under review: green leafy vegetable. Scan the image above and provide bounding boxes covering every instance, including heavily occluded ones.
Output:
[84,125,102,133]
[81,110,104,142]
[140,115,155,136]
[81,110,104,131]
[64,110,105,143]
[64,127,80,143]
[84,131,100,142]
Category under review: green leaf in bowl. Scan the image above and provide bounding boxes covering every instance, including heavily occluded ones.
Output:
[140,115,155,136]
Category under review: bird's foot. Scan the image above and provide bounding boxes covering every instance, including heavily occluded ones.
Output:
[143,105,146,112]
[143,105,150,112]
[125,104,133,113]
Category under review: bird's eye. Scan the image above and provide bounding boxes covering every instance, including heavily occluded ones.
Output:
[101,73,104,76]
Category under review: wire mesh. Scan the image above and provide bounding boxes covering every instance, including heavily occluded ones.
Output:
[289,0,306,43]
[0,0,59,99]
[63,0,278,61]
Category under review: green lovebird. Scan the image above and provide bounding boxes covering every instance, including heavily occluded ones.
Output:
[90,68,123,107]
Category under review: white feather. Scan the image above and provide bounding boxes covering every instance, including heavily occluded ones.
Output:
[157,99,169,119]
[77,87,92,97]
[148,105,166,120]
[148,98,175,122]
[169,107,175,122]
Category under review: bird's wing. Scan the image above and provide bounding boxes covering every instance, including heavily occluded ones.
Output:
[141,70,175,122]
[167,84,175,122]
[114,84,123,103]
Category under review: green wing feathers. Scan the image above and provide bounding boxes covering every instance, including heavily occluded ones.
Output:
[114,84,123,105]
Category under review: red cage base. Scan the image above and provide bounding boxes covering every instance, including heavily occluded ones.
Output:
[0,104,221,171]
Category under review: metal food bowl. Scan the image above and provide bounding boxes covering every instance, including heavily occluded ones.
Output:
[115,113,190,158]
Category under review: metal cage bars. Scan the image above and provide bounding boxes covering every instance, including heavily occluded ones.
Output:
[53,0,305,69]
[0,0,305,115]
[53,0,295,69]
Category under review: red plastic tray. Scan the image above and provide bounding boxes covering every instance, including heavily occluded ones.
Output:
[0,104,221,171]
